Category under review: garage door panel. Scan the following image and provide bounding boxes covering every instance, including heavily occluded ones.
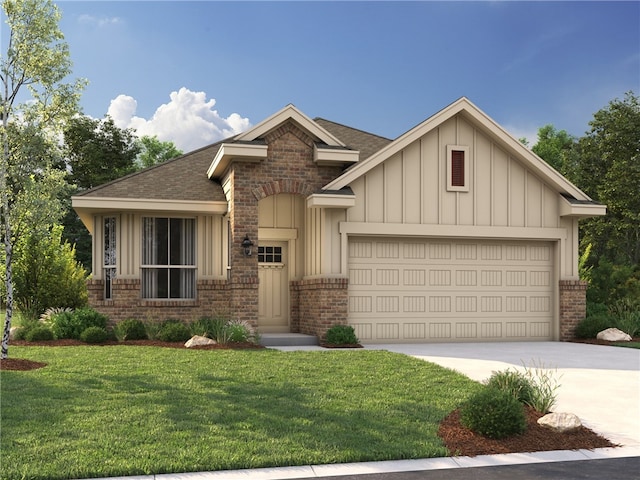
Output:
[348,237,555,343]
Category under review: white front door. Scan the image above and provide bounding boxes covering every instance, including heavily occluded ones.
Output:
[258,241,290,332]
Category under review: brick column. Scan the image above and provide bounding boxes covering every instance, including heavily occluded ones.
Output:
[294,277,349,339]
[559,280,588,341]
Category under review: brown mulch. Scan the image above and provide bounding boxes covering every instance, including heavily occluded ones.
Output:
[0,336,625,457]
[439,405,616,457]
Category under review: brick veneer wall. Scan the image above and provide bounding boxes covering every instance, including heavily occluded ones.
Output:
[292,278,349,340]
[559,280,588,341]
[87,278,230,327]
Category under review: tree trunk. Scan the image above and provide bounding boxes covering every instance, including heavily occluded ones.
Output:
[1,113,13,360]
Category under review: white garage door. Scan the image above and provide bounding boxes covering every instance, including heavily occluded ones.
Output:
[347,237,555,343]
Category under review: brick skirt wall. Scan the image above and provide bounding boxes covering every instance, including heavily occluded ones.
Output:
[559,280,588,341]
[87,278,230,327]
[292,277,349,340]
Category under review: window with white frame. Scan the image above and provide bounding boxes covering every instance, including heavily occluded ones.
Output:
[447,145,470,192]
[141,217,196,299]
[103,217,117,299]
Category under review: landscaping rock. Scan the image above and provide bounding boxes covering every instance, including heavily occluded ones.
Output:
[537,412,582,432]
[596,327,631,342]
[9,326,20,341]
[185,335,217,348]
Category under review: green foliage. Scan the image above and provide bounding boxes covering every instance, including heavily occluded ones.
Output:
[11,225,88,320]
[460,387,527,439]
[532,124,577,174]
[609,298,640,337]
[24,325,54,342]
[50,307,107,340]
[521,361,561,413]
[114,319,148,341]
[485,369,535,405]
[190,316,228,340]
[156,319,192,342]
[80,326,108,344]
[136,135,183,168]
[324,325,359,345]
[225,322,251,343]
[575,314,614,338]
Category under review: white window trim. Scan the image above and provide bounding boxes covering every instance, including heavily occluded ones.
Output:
[447,145,470,192]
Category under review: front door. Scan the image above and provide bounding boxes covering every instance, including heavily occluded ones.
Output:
[258,241,290,332]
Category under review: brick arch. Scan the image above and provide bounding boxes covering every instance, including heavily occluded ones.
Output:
[252,180,315,201]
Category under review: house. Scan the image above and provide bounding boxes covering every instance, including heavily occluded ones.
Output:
[72,98,606,343]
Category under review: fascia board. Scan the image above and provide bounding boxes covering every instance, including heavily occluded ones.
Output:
[306,193,356,208]
[559,196,607,218]
[207,143,268,179]
[72,196,228,214]
[236,104,346,147]
[313,144,359,165]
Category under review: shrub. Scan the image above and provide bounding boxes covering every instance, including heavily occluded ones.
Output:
[485,369,535,405]
[12,320,38,341]
[460,387,527,439]
[226,321,251,343]
[610,298,640,337]
[156,320,192,342]
[80,326,108,344]
[50,307,108,340]
[521,361,561,413]
[114,319,148,341]
[24,326,54,342]
[191,316,227,340]
[574,314,614,339]
[324,325,359,345]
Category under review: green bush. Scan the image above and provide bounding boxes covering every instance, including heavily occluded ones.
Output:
[521,361,561,413]
[80,326,108,344]
[114,319,147,341]
[24,326,54,342]
[485,369,535,405]
[226,322,250,343]
[12,320,38,341]
[324,325,359,345]
[574,314,614,338]
[191,316,227,340]
[156,320,192,342]
[610,298,640,337]
[460,387,527,439]
[51,307,108,340]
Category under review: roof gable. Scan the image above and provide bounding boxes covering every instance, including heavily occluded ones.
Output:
[324,97,593,202]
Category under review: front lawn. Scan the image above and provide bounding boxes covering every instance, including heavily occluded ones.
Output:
[1,346,480,480]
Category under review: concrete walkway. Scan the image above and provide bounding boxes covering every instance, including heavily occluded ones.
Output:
[90,342,640,480]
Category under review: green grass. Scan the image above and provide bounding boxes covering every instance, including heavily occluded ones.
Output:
[1,346,481,480]
[612,341,640,349]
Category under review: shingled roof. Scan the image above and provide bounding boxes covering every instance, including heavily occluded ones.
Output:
[76,115,392,202]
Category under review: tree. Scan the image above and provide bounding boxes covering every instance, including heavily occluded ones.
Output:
[137,135,182,168]
[577,92,640,267]
[1,0,85,359]
[532,124,577,176]
[63,115,140,190]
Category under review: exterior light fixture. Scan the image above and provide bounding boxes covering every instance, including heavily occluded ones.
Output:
[241,235,254,257]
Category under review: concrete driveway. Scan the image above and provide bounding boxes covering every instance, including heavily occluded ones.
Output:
[366,341,640,446]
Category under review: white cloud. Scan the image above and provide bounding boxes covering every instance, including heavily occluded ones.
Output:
[77,14,122,27]
[107,88,251,152]
[503,124,540,148]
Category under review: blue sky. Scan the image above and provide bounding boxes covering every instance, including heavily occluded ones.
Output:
[31,2,640,151]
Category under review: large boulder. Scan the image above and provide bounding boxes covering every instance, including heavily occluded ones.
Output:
[9,326,21,341]
[185,335,217,348]
[597,327,632,342]
[537,412,582,432]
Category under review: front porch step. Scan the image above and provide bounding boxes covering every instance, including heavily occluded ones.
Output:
[259,333,319,347]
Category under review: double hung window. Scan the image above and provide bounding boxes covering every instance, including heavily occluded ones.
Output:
[142,217,196,299]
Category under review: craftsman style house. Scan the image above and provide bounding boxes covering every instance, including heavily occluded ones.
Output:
[72,98,605,342]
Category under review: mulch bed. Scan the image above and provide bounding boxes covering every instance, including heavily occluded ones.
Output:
[438,406,616,457]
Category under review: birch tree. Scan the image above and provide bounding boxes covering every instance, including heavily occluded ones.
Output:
[1,0,85,359]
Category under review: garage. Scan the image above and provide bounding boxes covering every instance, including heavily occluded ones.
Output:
[347,237,555,343]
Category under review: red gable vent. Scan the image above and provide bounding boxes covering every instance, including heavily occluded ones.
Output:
[451,150,465,187]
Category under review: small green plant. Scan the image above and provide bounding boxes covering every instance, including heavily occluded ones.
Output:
[80,326,108,344]
[191,316,227,340]
[114,319,148,341]
[50,307,108,340]
[156,319,192,342]
[324,325,359,345]
[24,326,54,342]
[485,369,535,405]
[574,314,614,338]
[226,321,251,343]
[610,298,640,337]
[460,387,527,439]
[520,360,561,413]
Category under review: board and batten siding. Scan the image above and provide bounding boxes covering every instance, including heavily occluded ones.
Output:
[346,115,560,229]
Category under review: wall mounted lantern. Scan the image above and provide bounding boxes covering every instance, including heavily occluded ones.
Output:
[241,235,254,257]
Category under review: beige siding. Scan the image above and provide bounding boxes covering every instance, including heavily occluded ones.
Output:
[346,114,560,230]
